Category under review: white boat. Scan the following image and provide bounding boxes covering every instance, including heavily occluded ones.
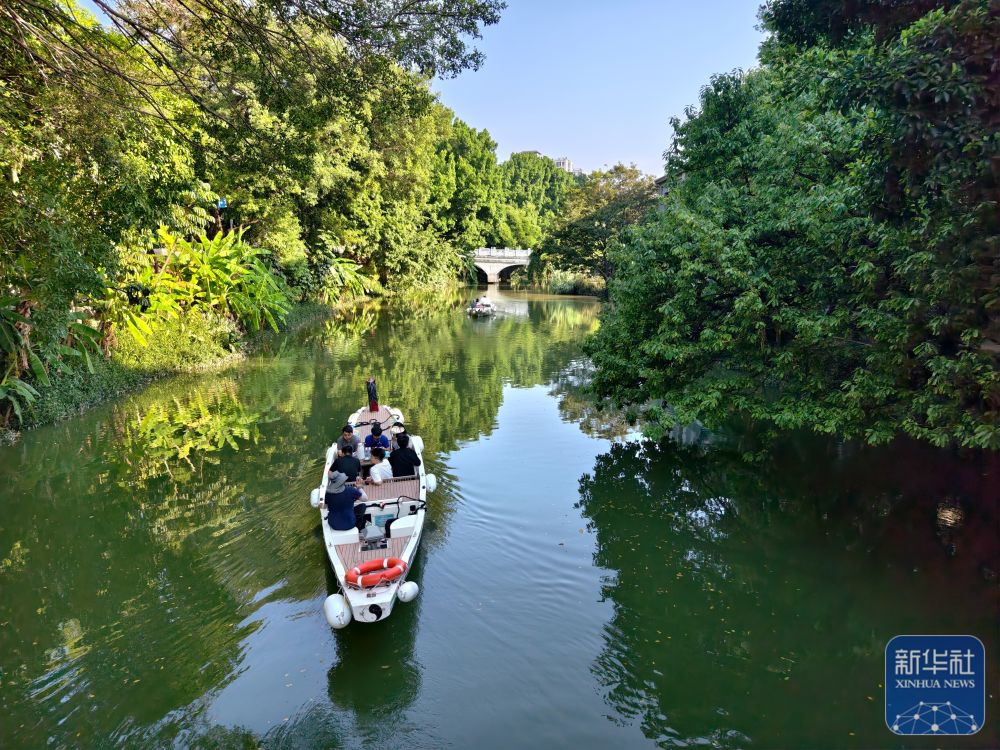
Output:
[466,297,497,317]
[310,404,437,627]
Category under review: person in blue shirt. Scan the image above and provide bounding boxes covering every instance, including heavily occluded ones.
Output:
[364,424,390,450]
[324,471,367,530]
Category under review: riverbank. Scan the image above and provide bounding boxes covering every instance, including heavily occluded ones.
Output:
[2,302,338,445]
[509,268,605,297]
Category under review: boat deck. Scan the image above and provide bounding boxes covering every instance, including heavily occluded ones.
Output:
[336,534,411,571]
[360,476,420,502]
[352,405,403,443]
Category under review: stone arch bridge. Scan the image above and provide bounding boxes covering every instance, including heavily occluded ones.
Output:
[473,248,531,283]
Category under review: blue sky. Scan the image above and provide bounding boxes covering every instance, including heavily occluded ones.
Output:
[434,1,767,175]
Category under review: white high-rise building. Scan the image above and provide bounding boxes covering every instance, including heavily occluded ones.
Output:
[554,156,574,173]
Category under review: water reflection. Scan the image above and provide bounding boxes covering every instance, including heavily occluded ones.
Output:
[288,290,603,453]
[112,384,265,484]
[326,554,424,717]
[0,290,602,749]
[2,289,997,749]
[577,437,1000,749]
[549,359,635,440]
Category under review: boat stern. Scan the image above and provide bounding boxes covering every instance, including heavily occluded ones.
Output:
[345,585,401,623]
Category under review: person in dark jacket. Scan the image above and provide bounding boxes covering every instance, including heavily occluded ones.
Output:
[388,433,421,477]
[324,471,367,530]
[331,444,361,482]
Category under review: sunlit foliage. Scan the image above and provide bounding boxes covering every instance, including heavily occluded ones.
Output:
[588,0,1000,448]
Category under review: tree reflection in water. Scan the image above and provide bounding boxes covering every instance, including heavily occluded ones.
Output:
[550,358,636,440]
[289,291,603,453]
[576,436,999,748]
[0,290,605,749]
[114,383,266,484]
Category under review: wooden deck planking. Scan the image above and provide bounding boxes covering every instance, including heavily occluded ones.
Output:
[336,534,411,571]
[352,405,399,443]
[359,476,420,502]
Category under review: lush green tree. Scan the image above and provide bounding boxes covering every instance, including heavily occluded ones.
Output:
[437,120,504,251]
[0,10,214,422]
[500,151,575,233]
[1,3,486,423]
[1,0,604,429]
[1,0,505,118]
[540,164,656,284]
[587,1,1000,449]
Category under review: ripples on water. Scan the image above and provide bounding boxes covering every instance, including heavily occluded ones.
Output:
[0,290,997,749]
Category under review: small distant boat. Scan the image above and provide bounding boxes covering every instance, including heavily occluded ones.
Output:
[466,297,496,317]
[310,404,437,627]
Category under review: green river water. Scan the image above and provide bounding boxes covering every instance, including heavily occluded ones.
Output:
[0,289,997,749]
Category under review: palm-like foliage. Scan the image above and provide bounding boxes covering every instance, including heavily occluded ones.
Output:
[1,297,102,424]
[320,256,382,302]
[162,228,293,332]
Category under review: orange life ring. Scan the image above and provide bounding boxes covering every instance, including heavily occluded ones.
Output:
[345,557,407,588]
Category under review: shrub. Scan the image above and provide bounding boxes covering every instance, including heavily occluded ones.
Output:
[114,309,238,371]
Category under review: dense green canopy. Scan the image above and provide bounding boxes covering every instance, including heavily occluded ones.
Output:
[587,0,1000,449]
[539,164,656,284]
[0,0,578,429]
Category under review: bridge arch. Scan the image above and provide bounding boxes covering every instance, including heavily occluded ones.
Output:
[473,263,525,284]
[473,248,532,283]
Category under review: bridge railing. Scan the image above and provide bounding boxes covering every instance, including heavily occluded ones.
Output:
[473,247,532,259]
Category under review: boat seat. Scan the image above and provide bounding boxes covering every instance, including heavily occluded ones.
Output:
[326,527,359,545]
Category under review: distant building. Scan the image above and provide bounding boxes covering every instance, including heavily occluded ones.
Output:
[513,152,583,175]
[654,175,669,213]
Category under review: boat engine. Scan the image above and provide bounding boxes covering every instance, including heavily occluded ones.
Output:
[360,524,386,551]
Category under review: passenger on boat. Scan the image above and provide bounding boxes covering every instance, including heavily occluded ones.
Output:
[331,444,361,483]
[390,424,407,450]
[336,424,359,456]
[388,433,421,477]
[367,447,394,484]
[324,471,367,530]
[366,376,379,412]
[364,424,390,451]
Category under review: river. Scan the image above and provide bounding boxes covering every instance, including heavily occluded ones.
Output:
[0,289,997,749]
